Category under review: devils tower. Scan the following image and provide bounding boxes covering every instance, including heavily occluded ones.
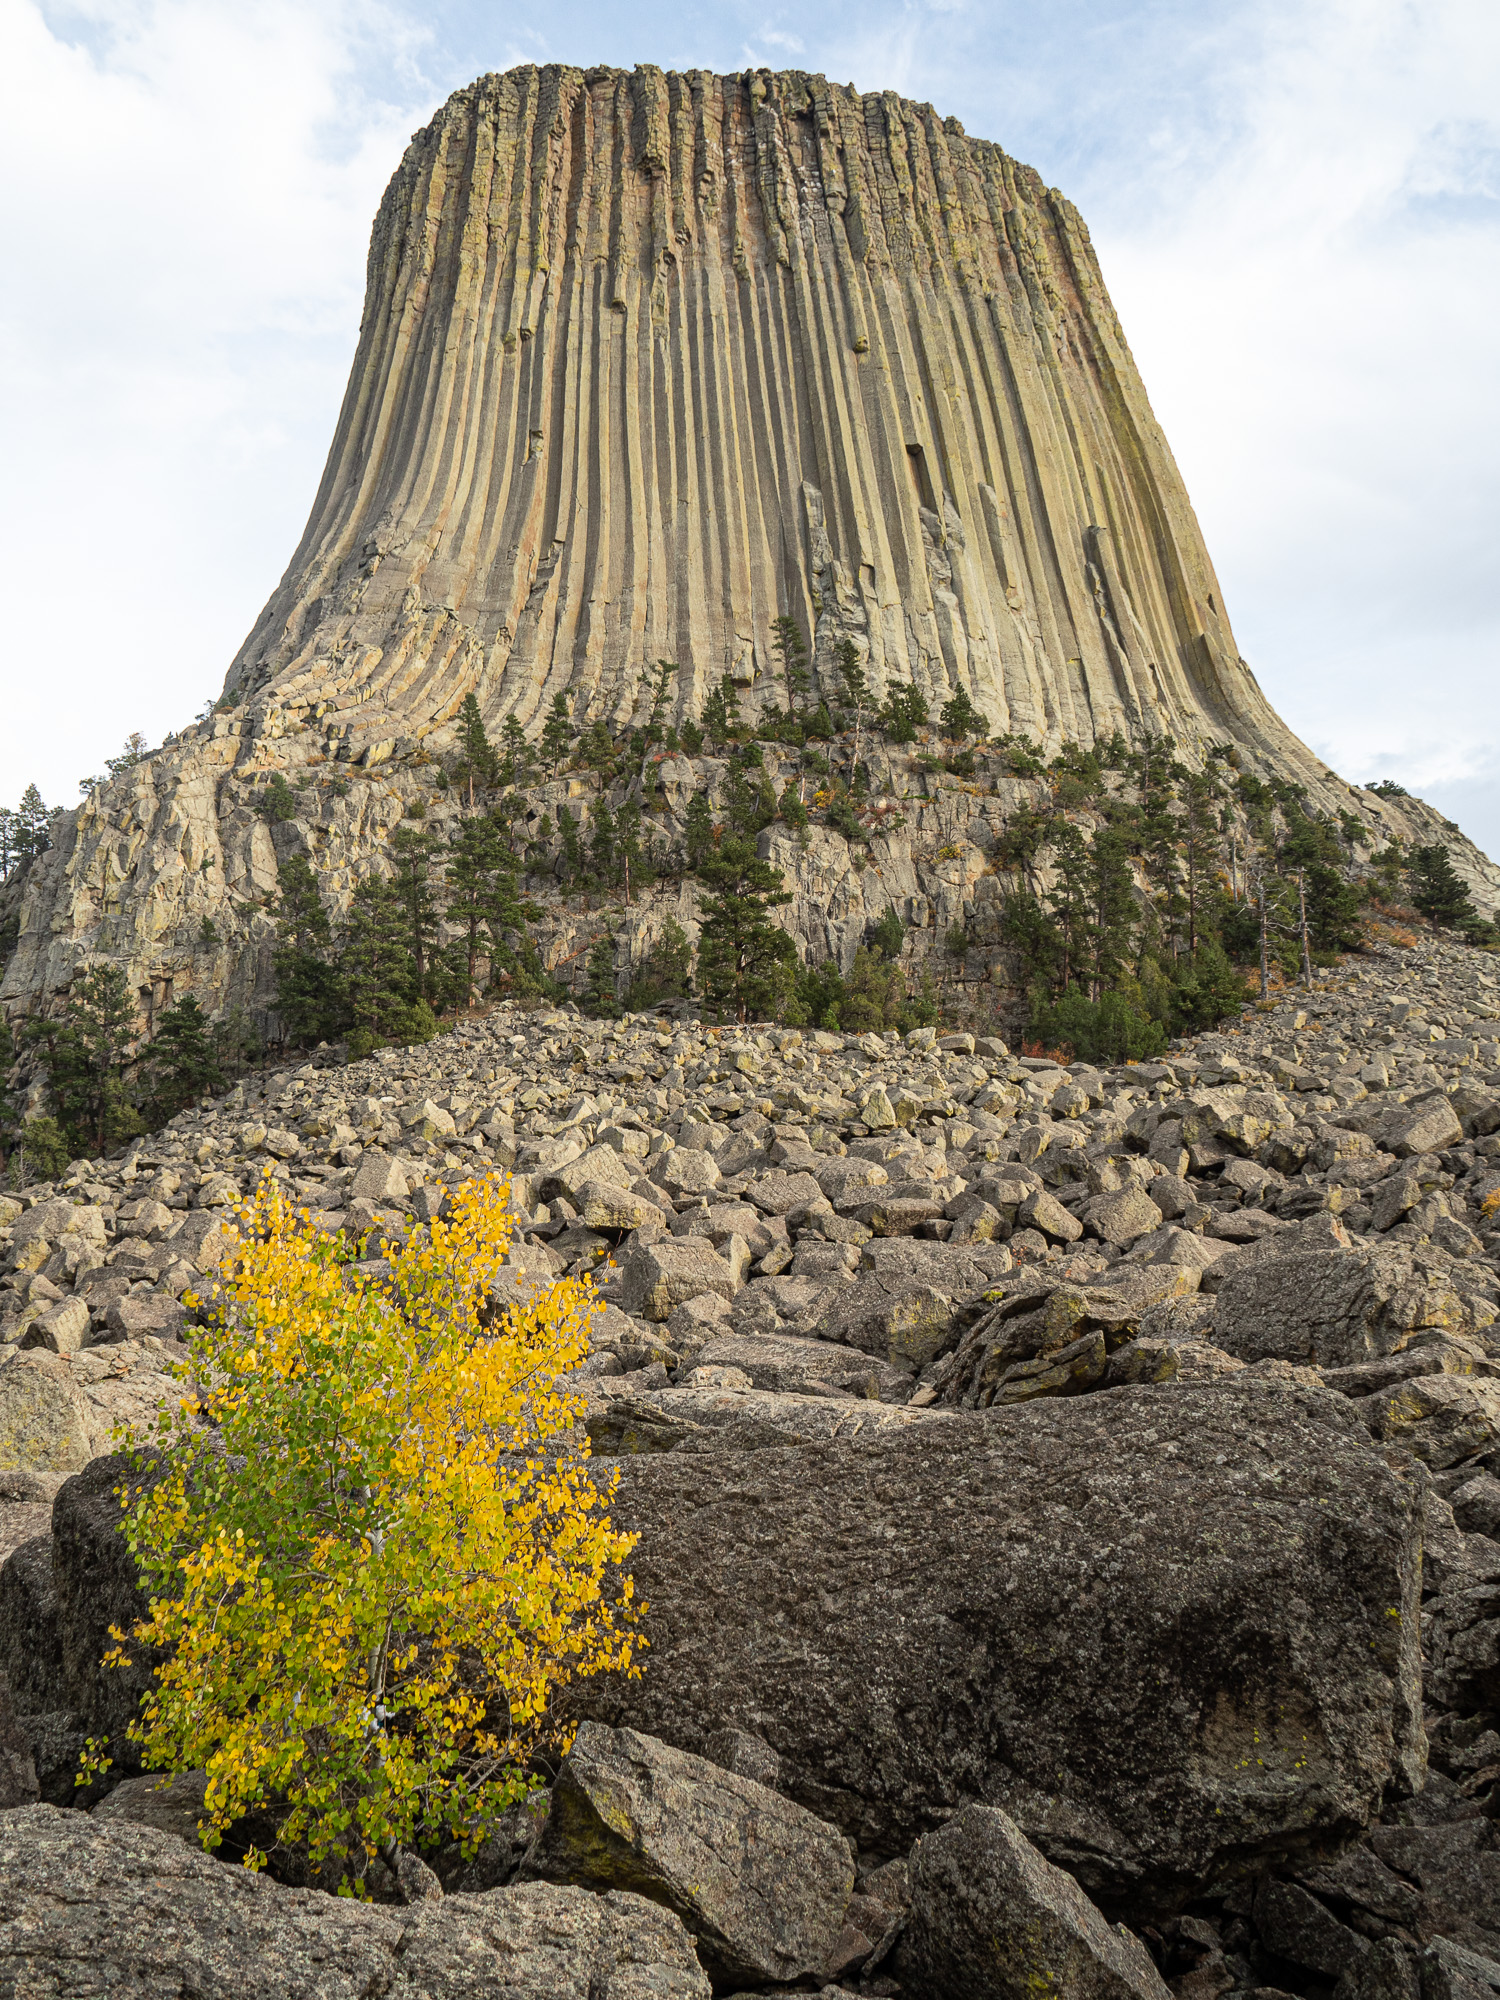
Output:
[229,64,1295,758]
[3,63,1492,1020]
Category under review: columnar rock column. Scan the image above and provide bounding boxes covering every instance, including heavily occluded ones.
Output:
[228,64,1310,768]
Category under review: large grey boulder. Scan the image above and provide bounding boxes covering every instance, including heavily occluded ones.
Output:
[897,1804,1170,1999]
[1213,1245,1482,1367]
[50,1453,162,1775]
[0,1352,96,1475]
[1356,1374,1500,1471]
[612,1240,741,1321]
[0,1677,39,1808]
[522,1722,854,1987]
[0,1453,167,1787]
[692,1328,914,1403]
[571,1382,1424,1913]
[0,1804,711,1998]
[1364,1094,1465,1158]
[810,1239,1008,1372]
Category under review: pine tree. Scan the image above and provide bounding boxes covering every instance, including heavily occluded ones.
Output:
[24,963,141,1155]
[539,693,574,778]
[454,694,498,806]
[1279,801,1362,953]
[0,1015,17,1168]
[999,887,1064,993]
[644,660,678,743]
[489,788,526,862]
[696,835,797,1023]
[1135,753,1184,952]
[272,857,347,1048]
[498,714,535,790]
[15,785,52,863]
[446,816,523,1003]
[683,792,716,872]
[583,935,622,1018]
[626,918,694,1010]
[1409,845,1479,930]
[388,827,444,1000]
[702,675,743,751]
[1089,826,1138,995]
[0,809,16,877]
[1045,821,1095,992]
[557,805,585,885]
[771,616,812,718]
[1303,860,1363,953]
[939,686,987,742]
[580,717,617,774]
[835,639,869,777]
[140,997,225,1126]
[338,878,415,1055]
[1169,939,1248,1033]
[725,748,776,839]
[870,907,905,960]
[590,800,616,883]
[1179,770,1223,953]
[615,800,653,903]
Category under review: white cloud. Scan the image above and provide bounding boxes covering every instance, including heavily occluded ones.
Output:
[1080,0,1500,838]
[0,0,429,802]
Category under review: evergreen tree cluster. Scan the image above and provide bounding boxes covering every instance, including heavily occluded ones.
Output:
[989,734,1388,1055]
[9,656,1491,1173]
[8,965,260,1179]
[272,825,559,1060]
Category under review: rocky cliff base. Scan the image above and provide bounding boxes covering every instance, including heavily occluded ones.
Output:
[1,931,1500,1994]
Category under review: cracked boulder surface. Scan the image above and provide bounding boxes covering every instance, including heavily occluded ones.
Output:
[569,1380,1425,1914]
[0,1805,712,1999]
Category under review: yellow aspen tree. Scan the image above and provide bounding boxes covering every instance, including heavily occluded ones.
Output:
[94,1173,640,1893]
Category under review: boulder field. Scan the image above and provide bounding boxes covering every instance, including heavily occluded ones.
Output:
[2,932,1500,1994]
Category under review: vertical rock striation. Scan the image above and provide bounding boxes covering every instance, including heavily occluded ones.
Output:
[227,64,1303,763]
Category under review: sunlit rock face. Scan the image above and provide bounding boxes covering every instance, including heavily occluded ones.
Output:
[223,63,1304,764]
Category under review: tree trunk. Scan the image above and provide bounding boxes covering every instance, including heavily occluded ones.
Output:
[1297,874,1313,985]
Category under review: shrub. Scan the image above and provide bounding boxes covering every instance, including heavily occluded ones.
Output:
[261,774,299,823]
[17,1115,72,1182]
[1028,986,1167,1065]
[993,732,1046,777]
[879,684,929,744]
[97,1177,639,1892]
[869,907,905,960]
[825,796,867,844]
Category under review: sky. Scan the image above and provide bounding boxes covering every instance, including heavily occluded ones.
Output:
[2,0,1497,850]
